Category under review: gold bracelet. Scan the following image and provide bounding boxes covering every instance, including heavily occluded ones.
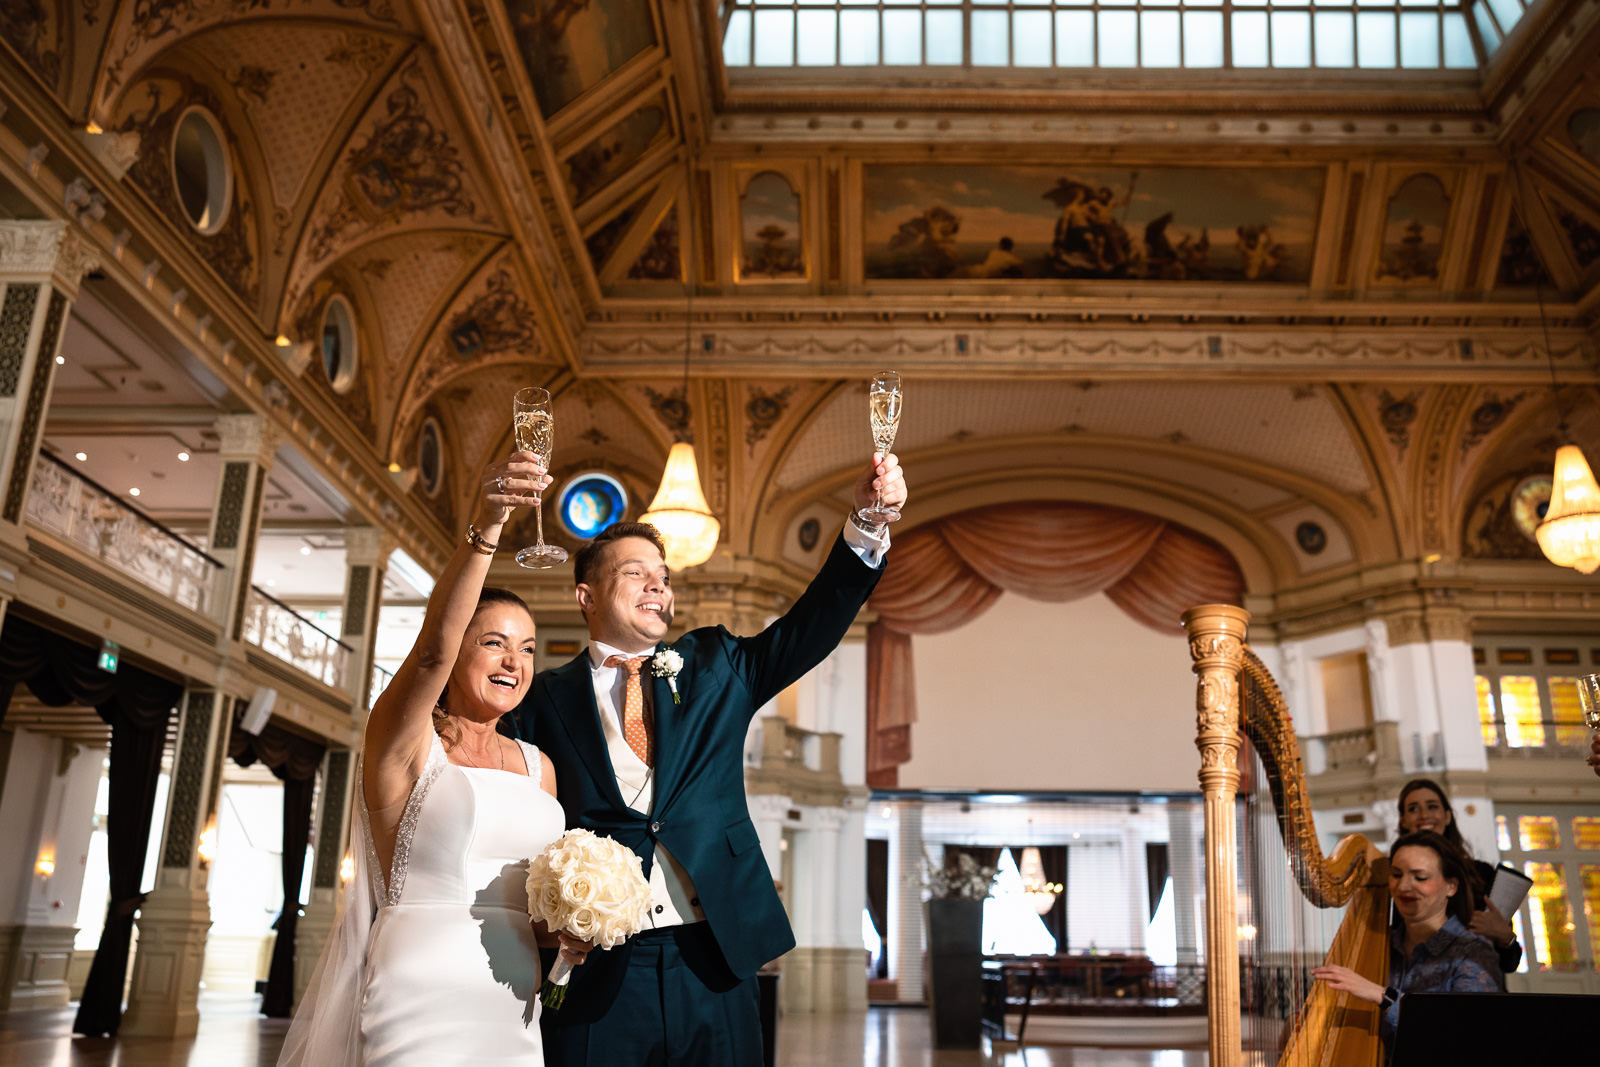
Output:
[465,523,498,555]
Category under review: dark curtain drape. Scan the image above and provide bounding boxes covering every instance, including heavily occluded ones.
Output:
[1145,843,1170,923]
[0,615,182,1037]
[865,839,888,979]
[232,719,325,1017]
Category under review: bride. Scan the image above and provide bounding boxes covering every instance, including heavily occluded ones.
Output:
[279,450,588,1065]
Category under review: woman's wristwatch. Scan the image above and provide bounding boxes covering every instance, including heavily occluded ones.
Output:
[1379,986,1399,1011]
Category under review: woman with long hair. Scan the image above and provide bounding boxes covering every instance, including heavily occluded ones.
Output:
[279,450,588,1065]
[1394,777,1521,976]
[1313,830,1502,1050]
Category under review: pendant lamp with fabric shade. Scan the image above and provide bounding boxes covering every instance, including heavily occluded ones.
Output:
[1537,444,1600,574]
[641,441,720,570]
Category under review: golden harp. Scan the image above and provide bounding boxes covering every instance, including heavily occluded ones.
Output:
[1185,604,1390,1067]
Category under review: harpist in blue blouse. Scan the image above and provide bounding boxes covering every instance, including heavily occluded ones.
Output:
[1313,830,1503,1048]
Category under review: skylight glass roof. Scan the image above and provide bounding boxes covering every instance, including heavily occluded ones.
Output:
[721,0,1537,74]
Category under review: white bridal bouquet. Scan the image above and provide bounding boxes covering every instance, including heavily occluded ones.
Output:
[525,828,652,1009]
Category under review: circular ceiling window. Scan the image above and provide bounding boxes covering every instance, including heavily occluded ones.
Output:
[418,419,444,497]
[321,296,359,392]
[558,472,627,540]
[170,108,231,234]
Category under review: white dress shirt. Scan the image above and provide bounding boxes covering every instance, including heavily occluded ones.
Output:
[584,519,889,929]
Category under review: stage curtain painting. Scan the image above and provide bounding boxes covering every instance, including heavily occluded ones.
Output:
[866,502,1244,786]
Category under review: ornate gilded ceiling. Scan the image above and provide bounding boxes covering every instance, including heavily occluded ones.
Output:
[1,0,1598,614]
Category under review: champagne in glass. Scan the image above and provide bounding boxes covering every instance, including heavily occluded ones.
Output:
[1579,673,1600,731]
[859,371,902,523]
[512,387,567,569]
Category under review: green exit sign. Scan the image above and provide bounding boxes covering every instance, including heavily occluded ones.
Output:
[97,639,118,674]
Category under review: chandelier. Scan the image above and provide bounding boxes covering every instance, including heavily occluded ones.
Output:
[1018,846,1062,917]
[1537,445,1600,574]
[640,156,719,570]
[641,442,720,570]
[1510,160,1600,574]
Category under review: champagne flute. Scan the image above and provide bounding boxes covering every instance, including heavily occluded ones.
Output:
[859,371,902,523]
[1579,673,1600,730]
[512,387,567,569]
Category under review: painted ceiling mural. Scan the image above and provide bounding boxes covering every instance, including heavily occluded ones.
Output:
[862,165,1324,283]
[1,0,1597,579]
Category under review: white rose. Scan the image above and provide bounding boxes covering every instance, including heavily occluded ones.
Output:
[565,906,601,942]
[534,880,564,923]
[559,870,599,907]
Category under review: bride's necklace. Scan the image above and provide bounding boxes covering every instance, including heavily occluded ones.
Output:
[455,738,504,770]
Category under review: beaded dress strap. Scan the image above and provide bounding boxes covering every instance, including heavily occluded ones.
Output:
[361,734,449,908]
[516,740,541,788]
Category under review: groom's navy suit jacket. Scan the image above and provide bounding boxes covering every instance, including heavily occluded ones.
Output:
[508,533,881,1023]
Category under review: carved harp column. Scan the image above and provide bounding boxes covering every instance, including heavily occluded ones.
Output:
[1183,603,1250,1067]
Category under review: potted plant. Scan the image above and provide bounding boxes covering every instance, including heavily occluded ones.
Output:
[920,852,996,1049]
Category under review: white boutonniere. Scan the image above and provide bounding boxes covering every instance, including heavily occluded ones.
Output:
[651,649,684,704]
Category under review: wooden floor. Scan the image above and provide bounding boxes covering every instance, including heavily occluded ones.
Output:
[0,997,1209,1066]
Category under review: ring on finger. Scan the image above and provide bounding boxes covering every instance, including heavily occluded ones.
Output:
[495,476,505,492]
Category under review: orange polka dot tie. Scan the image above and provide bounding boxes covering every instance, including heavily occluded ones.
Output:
[605,654,652,767]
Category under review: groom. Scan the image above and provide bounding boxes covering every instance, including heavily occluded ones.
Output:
[509,453,905,1065]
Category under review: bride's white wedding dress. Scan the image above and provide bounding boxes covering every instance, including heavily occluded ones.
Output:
[279,734,564,1066]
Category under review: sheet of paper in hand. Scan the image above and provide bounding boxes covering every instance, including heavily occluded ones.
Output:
[1487,864,1533,919]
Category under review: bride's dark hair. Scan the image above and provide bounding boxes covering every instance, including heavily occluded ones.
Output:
[432,587,532,749]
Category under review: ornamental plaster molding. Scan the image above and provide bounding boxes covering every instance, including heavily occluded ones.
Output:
[580,324,1597,379]
[0,221,102,298]
[714,111,1498,149]
[412,0,586,350]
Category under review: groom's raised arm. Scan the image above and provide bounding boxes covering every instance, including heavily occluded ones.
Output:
[724,451,905,708]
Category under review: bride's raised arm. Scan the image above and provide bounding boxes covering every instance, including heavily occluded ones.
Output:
[362,450,548,817]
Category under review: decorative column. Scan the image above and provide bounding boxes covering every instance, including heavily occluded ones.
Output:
[785,805,851,1014]
[888,802,924,1004]
[834,793,869,1011]
[0,222,99,621]
[120,689,230,1037]
[295,748,352,1003]
[206,415,280,642]
[341,527,392,708]
[1183,603,1249,1067]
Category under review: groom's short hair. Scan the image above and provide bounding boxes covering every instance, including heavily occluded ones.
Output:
[574,522,667,586]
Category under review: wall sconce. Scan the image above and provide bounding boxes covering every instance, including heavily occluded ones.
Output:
[340,853,355,885]
[35,853,55,878]
[197,815,218,866]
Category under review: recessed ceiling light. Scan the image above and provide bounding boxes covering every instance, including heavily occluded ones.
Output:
[387,462,402,473]
[74,452,87,461]
[177,451,190,462]
[274,335,291,347]
[299,545,311,556]
[54,355,64,365]
[128,488,141,497]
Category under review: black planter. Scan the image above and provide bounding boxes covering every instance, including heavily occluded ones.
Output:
[925,898,984,1048]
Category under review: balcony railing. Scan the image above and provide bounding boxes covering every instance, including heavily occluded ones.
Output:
[26,452,221,614]
[369,664,394,710]
[1299,721,1402,777]
[242,586,352,690]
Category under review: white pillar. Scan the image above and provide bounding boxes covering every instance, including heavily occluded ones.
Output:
[0,732,102,1010]
[1167,802,1201,966]
[889,804,924,1004]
